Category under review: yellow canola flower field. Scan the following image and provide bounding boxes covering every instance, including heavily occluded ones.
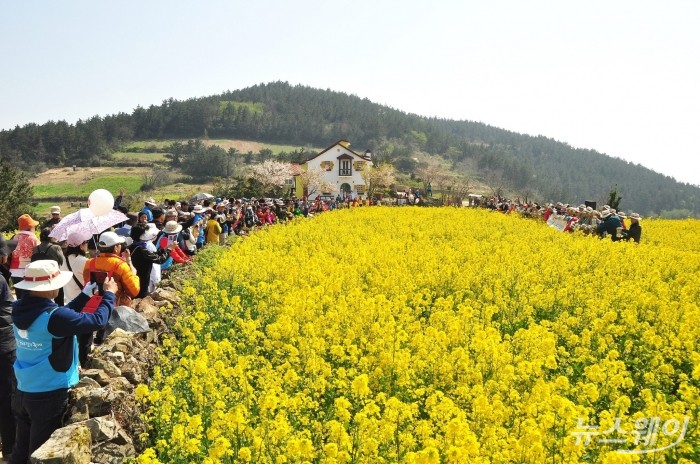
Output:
[137,208,700,463]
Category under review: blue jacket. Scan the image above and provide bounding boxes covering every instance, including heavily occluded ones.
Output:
[597,215,623,241]
[12,291,115,392]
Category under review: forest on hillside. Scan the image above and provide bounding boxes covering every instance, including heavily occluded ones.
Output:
[1,81,698,216]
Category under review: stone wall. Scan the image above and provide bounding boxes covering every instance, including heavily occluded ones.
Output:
[29,285,180,464]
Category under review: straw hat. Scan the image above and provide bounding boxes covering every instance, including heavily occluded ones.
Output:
[630,213,642,221]
[14,260,73,291]
[163,221,182,235]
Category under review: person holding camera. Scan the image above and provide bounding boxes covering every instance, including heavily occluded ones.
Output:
[83,232,139,309]
[10,260,116,464]
[82,232,139,346]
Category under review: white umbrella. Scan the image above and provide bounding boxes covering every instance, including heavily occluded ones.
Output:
[191,193,214,201]
[49,208,128,242]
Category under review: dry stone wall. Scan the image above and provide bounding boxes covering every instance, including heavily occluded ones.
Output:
[29,285,180,464]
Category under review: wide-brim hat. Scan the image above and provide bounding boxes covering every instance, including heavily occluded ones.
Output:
[14,260,73,291]
[630,213,642,221]
[192,205,205,214]
[144,198,157,207]
[18,214,39,230]
[140,229,158,241]
[163,221,182,235]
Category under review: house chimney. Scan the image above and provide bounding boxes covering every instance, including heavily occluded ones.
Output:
[364,149,372,161]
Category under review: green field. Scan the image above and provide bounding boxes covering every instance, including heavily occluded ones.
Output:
[32,201,86,219]
[33,174,144,199]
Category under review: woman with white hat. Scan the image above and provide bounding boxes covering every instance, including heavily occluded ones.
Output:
[11,260,116,463]
[626,213,642,243]
[60,231,92,303]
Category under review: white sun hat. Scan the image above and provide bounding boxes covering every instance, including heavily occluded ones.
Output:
[14,260,73,291]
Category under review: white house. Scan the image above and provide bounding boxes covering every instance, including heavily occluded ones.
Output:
[296,140,373,199]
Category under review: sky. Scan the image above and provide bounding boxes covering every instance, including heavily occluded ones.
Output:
[1,0,698,185]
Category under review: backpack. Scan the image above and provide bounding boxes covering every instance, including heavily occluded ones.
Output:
[31,243,60,264]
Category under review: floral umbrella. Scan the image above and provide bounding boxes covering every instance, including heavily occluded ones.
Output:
[48,208,128,242]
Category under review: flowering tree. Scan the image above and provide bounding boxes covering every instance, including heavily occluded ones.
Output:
[296,167,332,197]
[362,162,396,199]
[414,158,444,194]
[445,176,473,206]
[250,160,292,196]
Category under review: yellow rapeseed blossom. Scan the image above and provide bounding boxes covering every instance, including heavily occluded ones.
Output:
[138,208,700,463]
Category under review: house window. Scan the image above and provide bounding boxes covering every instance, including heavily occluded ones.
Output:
[356,184,365,194]
[339,159,352,176]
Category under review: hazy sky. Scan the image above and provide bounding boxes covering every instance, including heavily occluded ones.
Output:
[2,1,698,185]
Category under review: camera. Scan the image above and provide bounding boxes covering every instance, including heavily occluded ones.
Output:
[90,270,108,295]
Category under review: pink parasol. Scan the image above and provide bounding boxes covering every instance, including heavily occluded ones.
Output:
[48,208,128,242]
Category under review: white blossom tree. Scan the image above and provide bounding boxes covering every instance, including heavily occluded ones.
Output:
[414,158,443,195]
[362,163,396,199]
[250,160,292,196]
[445,176,473,206]
[296,167,331,197]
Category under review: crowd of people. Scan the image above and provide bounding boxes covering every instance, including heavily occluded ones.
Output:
[479,197,642,243]
[0,191,375,462]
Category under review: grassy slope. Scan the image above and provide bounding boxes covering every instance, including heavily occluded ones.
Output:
[31,167,148,198]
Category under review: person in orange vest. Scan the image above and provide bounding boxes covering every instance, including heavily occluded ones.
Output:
[82,232,139,344]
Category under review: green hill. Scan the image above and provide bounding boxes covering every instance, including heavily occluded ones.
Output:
[1,81,698,216]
